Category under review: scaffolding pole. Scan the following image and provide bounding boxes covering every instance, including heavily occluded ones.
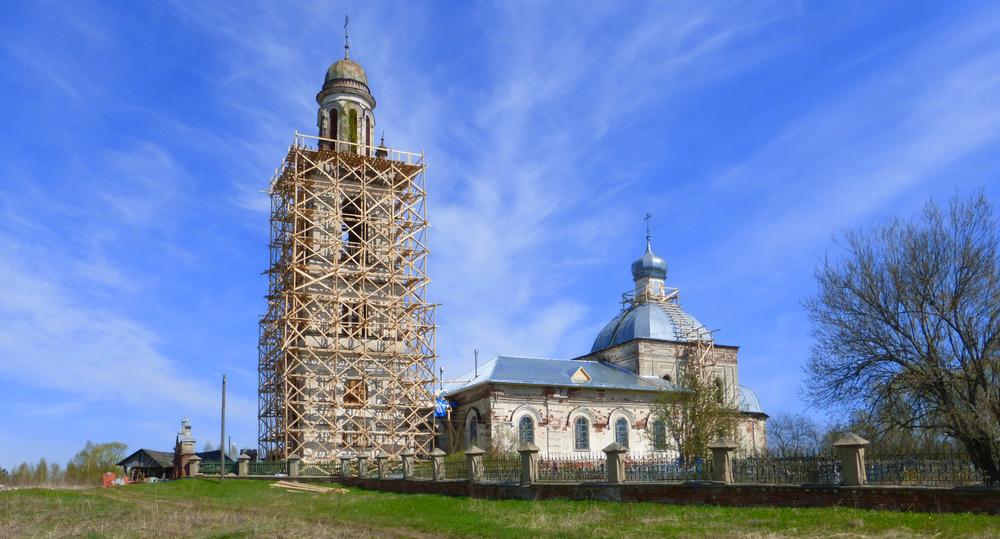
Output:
[259,135,437,462]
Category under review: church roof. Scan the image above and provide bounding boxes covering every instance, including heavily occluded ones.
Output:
[631,241,668,279]
[441,355,684,396]
[117,449,174,469]
[591,301,705,353]
[738,385,766,415]
[325,57,368,86]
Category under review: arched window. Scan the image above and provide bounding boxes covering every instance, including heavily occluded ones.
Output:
[465,409,480,447]
[574,417,589,451]
[349,109,359,152]
[518,416,534,444]
[615,418,629,448]
[714,378,725,404]
[331,109,338,140]
[653,420,667,451]
[365,114,372,155]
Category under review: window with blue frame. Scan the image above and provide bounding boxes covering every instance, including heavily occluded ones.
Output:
[519,416,534,444]
[574,417,589,450]
[653,419,667,451]
[615,418,629,448]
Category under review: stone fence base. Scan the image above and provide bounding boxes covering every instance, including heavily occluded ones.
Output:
[212,475,1000,515]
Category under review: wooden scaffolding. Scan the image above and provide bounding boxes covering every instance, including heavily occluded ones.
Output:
[259,134,436,462]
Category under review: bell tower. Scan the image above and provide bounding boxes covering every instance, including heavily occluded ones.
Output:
[316,25,376,155]
[258,30,436,463]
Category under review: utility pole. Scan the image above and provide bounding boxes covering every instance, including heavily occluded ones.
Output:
[221,374,226,483]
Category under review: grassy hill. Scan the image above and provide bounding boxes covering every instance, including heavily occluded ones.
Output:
[2,478,1000,538]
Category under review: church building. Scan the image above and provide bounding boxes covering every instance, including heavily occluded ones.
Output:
[441,239,768,455]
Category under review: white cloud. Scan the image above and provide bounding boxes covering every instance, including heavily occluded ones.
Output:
[0,233,253,413]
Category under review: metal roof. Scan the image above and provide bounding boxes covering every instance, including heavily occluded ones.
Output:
[739,385,766,414]
[117,449,174,469]
[441,355,684,396]
[631,241,668,279]
[591,301,705,353]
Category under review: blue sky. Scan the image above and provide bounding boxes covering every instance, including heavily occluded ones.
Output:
[2,1,999,468]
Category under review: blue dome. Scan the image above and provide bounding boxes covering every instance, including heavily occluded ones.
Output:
[591,301,704,353]
[739,386,765,414]
[631,242,667,280]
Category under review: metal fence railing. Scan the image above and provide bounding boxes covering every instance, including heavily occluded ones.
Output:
[481,454,520,483]
[625,453,713,482]
[199,461,237,475]
[443,459,468,480]
[734,454,840,485]
[248,461,286,476]
[193,447,999,488]
[538,453,606,482]
[381,458,404,479]
[299,462,338,477]
[411,459,434,480]
[866,451,986,487]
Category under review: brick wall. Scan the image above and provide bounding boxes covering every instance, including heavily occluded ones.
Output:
[316,476,1000,515]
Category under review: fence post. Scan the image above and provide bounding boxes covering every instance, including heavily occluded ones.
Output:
[518,442,540,485]
[465,446,485,483]
[708,437,738,484]
[187,455,202,477]
[237,453,251,477]
[602,442,627,484]
[834,433,869,487]
[340,453,354,478]
[400,448,415,480]
[430,448,447,481]
[356,454,369,478]
[374,451,389,479]
[287,454,300,478]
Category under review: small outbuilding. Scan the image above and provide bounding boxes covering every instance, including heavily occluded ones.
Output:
[117,449,175,481]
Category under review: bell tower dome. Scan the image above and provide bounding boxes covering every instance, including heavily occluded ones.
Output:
[316,27,376,155]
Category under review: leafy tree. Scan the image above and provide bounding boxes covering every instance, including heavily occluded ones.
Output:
[650,368,738,463]
[767,412,823,457]
[11,462,32,486]
[64,441,128,485]
[804,192,1000,483]
[48,461,63,485]
[34,458,48,485]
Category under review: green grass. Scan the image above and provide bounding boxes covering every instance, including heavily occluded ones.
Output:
[2,479,1000,538]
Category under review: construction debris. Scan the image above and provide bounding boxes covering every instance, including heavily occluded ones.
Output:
[269,480,348,494]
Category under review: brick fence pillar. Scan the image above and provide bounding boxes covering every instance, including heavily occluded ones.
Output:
[430,448,447,481]
[518,443,540,485]
[708,437,738,484]
[602,442,627,484]
[400,448,415,480]
[287,454,300,478]
[834,433,869,487]
[374,451,389,479]
[465,446,485,483]
[340,453,353,478]
[187,455,202,477]
[237,453,251,477]
[356,454,369,478]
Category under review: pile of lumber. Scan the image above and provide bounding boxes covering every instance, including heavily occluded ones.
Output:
[269,480,348,494]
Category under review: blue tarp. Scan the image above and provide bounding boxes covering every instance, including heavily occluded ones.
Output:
[434,397,453,418]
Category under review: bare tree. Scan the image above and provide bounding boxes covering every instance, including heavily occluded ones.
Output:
[767,412,822,457]
[651,368,739,463]
[804,192,1000,483]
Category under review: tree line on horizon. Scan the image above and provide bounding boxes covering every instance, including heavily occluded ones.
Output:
[1,441,127,488]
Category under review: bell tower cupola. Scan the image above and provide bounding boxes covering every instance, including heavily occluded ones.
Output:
[316,19,376,155]
[631,214,668,297]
